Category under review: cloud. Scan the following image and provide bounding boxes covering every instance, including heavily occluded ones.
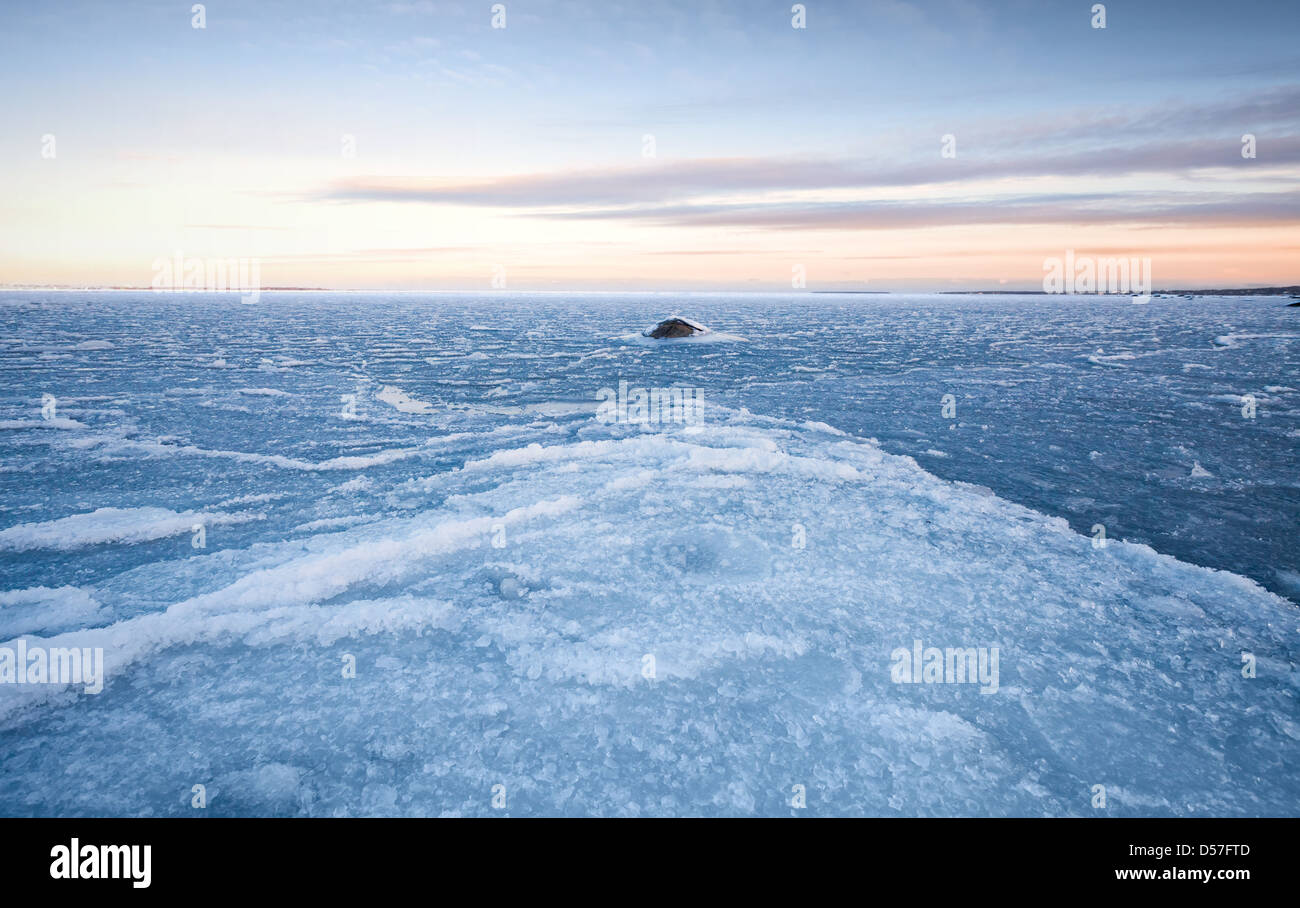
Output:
[961,85,1300,151]
[317,132,1300,232]
[318,77,1300,218]
[540,190,1300,231]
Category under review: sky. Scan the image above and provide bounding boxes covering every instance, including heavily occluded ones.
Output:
[1,0,1297,291]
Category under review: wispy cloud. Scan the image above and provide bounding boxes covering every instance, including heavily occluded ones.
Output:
[542,190,1300,231]
[323,134,1300,209]
[316,88,1300,228]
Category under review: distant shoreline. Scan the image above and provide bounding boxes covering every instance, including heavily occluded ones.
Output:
[934,286,1300,297]
[2,285,1298,297]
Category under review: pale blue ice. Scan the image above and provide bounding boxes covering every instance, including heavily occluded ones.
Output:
[0,291,1296,816]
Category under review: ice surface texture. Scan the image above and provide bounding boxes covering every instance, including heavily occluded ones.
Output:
[0,292,1296,816]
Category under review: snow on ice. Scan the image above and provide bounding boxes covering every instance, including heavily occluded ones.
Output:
[0,291,1296,816]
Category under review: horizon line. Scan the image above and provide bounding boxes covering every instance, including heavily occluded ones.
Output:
[3,285,1299,296]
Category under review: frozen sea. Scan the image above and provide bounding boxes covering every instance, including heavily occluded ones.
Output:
[0,290,1297,816]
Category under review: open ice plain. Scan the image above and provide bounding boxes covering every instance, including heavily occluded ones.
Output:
[0,291,1296,816]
